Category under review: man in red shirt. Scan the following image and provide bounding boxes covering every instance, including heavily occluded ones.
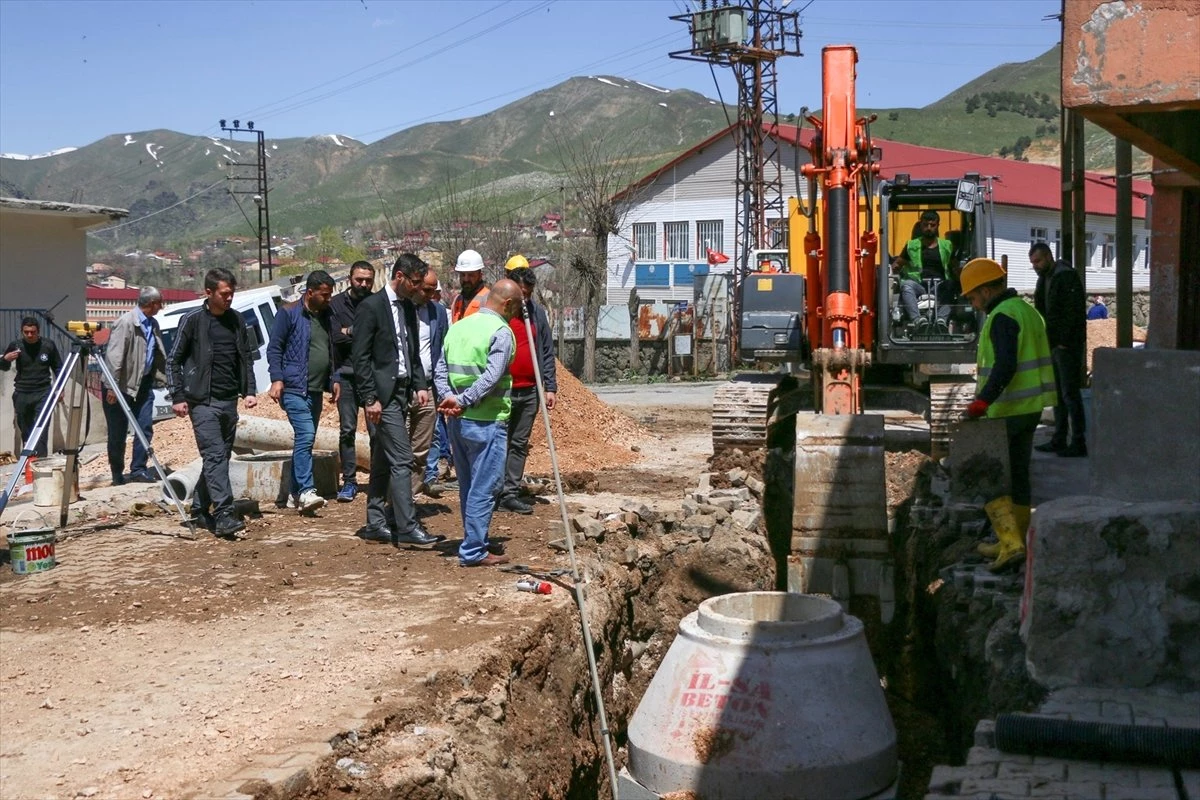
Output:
[496,266,557,514]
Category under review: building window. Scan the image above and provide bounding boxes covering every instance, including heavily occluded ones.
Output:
[1085,232,1097,267]
[1101,234,1115,269]
[664,221,689,261]
[765,218,788,249]
[1030,227,1048,244]
[696,220,724,260]
[1054,229,1062,260]
[633,223,656,261]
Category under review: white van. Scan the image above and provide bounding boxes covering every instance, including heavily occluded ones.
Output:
[151,285,284,421]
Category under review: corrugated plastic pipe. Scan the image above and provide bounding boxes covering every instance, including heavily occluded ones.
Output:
[995,713,1200,768]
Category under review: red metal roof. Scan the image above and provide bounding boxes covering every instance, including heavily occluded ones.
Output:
[617,123,1150,216]
[86,287,201,302]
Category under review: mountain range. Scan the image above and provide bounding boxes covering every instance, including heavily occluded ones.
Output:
[0,45,1140,249]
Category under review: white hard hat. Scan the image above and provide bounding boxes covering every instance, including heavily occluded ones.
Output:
[455,249,484,272]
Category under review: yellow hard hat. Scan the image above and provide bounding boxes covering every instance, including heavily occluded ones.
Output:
[959,258,1007,296]
[505,254,529,271]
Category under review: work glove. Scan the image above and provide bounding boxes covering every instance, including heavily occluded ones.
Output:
[965,399,990,419]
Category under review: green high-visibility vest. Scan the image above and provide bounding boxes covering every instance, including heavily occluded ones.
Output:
[977,296,1057,418]
[443,311,514,422]
[901,238,953,282]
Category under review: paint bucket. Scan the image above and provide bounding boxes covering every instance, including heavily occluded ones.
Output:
[32,456,78,508]
[6,511,56,575]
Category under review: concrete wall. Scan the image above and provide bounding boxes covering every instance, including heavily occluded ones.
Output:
[1090,347,1200,503]
[1063,0,1200,110]
[0,210,90,323]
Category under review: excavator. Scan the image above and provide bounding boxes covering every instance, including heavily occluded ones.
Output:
[716,45,992,603]
[713,45,990,457]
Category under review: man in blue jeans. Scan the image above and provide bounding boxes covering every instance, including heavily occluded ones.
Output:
[267,270,338,514]
[434,279,523,567]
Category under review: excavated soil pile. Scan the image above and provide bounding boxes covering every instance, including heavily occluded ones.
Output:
[708,447,766,488]
[85,360,650,481]
[1087,317,1146,375]
[525,359,650,475]
[886,450,933,507]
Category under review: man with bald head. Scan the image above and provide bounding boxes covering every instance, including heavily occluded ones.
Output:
[434,279,523,567]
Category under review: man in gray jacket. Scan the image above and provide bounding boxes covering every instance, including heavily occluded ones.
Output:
[104,286,167,485]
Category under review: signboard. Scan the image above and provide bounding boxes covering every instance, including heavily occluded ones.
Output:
[674,335,693,356]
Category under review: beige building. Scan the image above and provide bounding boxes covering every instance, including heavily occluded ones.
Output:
[0,197,127,457]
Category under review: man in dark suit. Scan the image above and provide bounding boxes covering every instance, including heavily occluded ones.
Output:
[351,253,441,546]
[410,268,451,498]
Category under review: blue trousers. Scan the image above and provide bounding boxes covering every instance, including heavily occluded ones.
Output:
[425,412,452,483]
[281,390,323,495]
[448,417,507,565]
[104,373,155,476]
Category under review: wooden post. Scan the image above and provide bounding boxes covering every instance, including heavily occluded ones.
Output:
[1115,138,1133,349]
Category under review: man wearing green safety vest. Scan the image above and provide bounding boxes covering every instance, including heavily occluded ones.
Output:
[961,258,1057,572]
[890,209,956,330]
[434,279,525,567]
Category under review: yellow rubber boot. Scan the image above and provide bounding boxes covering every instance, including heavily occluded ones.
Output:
[982,496,1025,572]
[981,503,1032,558]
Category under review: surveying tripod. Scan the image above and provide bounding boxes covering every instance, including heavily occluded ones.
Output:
[0,318,194,532]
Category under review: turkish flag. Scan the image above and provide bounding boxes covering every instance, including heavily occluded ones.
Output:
[706,248,729,265]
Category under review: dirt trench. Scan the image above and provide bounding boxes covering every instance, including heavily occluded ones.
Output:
[289,524,775,800]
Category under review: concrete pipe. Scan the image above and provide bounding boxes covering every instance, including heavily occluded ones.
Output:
[234,415,370,473]
[622,592,898,800]
[162,458,204,505]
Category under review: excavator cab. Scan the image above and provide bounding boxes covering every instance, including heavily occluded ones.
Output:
[874,176,988,367]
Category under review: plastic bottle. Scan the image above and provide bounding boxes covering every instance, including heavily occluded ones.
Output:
[516,577,552,595]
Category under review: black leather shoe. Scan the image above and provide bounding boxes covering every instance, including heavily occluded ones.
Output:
[1057,442,1088,458]
[499,496,533,515]
[126,469,158,483]
[392,525,444,547]
[215,515,247,539]
[1034,440,1065,453]
[357,525,391,543]
[187,509,215,532]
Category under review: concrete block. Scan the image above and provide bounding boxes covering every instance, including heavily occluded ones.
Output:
[974,719,996,748]
[1064,762,1138,785]
[1135,768,1176,788]
[1104,789,1180,800]
[958,777,1030,795]
[1091,348,1200,503]
[1022,495,1200,690]
[927,763,999,791]
[948,418,1010,502]
[997,761,1065,780]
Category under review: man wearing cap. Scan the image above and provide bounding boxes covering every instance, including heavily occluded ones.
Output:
[960,258,1056,573]
[451,249,490,323]
[496,264,557,514]
[434,279,524,568]
[410,268,450,498]
[890,210,956,330]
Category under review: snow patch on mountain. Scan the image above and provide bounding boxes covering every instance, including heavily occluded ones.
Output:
[0,147,78,160]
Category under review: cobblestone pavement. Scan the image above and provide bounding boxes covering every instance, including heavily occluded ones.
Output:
[926,687,1200,800]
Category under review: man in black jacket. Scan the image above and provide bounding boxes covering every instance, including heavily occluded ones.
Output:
[329,260,376,502]
[1030,243,1087,457]
[168,268,258,538]
[2,316,63,458]
[351,253,440,547]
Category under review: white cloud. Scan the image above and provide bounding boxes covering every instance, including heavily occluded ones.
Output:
[371,17,395,28]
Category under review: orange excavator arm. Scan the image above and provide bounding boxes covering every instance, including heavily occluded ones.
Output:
[800,45,880,414]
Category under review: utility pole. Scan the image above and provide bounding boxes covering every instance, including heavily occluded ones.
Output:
[219,119,274,284]
[670,1,802,364]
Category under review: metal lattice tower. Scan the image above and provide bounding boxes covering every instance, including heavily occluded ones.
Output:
[671,1,802,358]
[219,120,274,284]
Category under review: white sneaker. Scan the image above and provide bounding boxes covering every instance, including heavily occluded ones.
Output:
[298,489,326,513]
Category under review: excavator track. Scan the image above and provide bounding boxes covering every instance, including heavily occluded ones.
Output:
[928,377,977,460]
[712,379,776,453]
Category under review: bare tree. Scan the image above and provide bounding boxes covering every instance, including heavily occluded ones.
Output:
[551,122,650,382]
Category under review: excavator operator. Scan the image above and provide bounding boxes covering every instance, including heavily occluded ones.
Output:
[891,210,956,331]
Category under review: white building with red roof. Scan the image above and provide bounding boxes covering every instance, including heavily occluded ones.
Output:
[606,124,1151,304]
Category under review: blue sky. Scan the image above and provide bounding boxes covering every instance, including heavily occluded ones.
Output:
[0,0,1063,155]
